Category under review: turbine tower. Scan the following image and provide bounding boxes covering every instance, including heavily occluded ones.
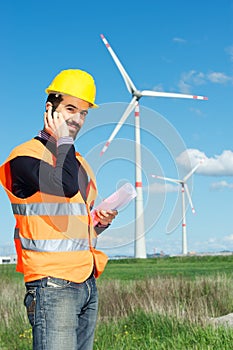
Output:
[100,33,207,258]
[152,161,203,255]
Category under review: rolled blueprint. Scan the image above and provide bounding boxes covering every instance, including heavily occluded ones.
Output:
[91,182,137,226]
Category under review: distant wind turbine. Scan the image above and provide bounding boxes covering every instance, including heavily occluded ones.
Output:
[151,161,203,255]
[100,33,208,258]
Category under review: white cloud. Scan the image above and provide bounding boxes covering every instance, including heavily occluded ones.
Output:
[189,107,205,117]
[210,180,233,190]
[152,83,164,92]
[176,149,233,176]
[178,70,206,93]
[225,45,233,62]
[176,148,206,168]
[173,37,187,44]
[178,70,233,93]
[223,234,233,242]
[147,182,179,193]
[207,72,232,84]
[195,235,233,252]
[177,79,191,94]
[192,72,206,85]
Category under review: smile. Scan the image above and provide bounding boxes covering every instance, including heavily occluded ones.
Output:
[66,121,80,130]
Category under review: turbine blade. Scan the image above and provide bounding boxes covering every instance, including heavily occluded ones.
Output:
[184,184,195,214]
[183,161,203,182]
[100,97,138,155]
[151,174,181,184]
[100,34,137,94]
[141,90,208,101]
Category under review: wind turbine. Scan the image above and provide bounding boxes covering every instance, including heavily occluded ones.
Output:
[151,161,203,255]
[100,33,207,258]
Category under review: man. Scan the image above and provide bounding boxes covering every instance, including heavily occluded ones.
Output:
[0,69,117,350]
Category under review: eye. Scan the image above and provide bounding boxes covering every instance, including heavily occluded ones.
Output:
[66,106,75,113]
[80,111,88,118]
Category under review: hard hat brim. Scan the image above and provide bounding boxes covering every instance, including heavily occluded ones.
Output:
[45,89,99,108]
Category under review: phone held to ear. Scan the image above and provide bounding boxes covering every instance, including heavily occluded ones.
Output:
[51,105,56,118]
[46,104,56,118]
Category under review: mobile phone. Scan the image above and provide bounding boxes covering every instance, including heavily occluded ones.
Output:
[46,104,56,118]
[51,104,56,118]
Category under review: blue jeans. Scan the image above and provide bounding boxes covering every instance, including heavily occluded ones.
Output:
[24,275,98,350]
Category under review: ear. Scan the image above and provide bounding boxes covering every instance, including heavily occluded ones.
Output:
[46,101,53,109]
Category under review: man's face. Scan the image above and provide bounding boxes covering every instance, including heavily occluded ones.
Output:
[55,95,90,139]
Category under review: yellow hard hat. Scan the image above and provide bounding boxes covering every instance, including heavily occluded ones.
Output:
[45,69,98,108]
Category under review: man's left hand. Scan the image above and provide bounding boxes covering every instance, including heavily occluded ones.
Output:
[95,209,118,226]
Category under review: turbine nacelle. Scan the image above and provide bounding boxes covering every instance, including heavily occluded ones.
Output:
[133,90,142,99]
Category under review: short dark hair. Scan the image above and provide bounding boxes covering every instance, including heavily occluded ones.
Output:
[46,93,63,111]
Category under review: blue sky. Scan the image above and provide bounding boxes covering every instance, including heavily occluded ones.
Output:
[0,1,232,257]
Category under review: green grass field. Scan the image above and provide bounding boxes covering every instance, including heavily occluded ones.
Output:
[101,254,233,280]
[0,255,233,349]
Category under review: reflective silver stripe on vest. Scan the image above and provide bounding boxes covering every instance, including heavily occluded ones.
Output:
[20,236,97,252]
[14,227,20,239]
[12,202,87,216]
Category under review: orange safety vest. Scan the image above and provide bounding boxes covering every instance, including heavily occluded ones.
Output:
[0,138,108,283]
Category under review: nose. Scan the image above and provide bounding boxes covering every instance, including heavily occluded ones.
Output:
[72,112,81,123]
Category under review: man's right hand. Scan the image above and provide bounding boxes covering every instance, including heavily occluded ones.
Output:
[44,105,69,140]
